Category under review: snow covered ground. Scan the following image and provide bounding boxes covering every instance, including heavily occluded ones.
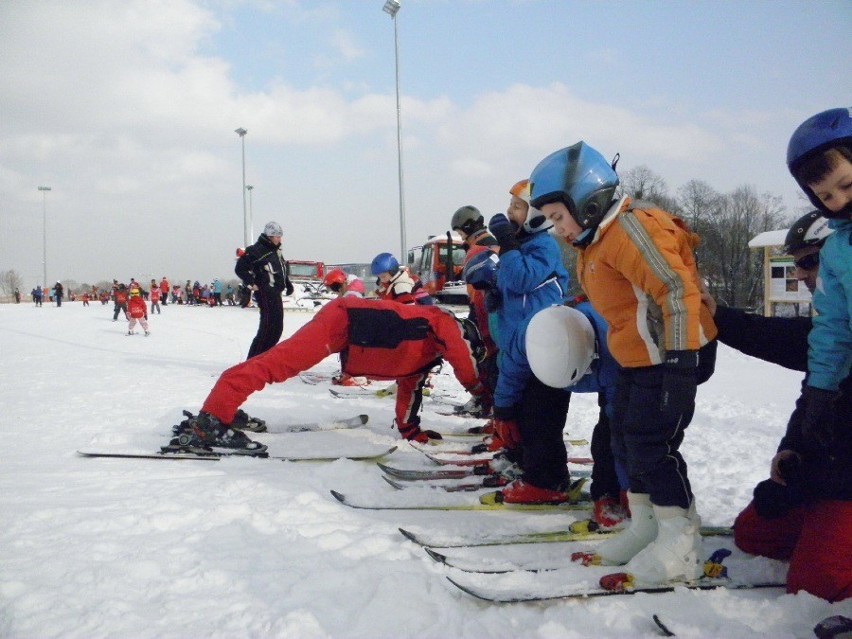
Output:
[1,301,848,638]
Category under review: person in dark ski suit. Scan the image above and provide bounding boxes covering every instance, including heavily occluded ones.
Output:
[53,281,63,307]
[177,296,490,451]
[703,215,851,598]
[235,221,294,359]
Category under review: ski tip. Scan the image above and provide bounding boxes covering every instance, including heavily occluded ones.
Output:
[398,528,420,543]
[381,474,403,490]
[424,548,448,564]
[652,614,676,637]
[357,414,369,424]
[446,576,500,602]
[329,490,347,504]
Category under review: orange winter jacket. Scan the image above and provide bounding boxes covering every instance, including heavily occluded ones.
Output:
[576,197,717,368]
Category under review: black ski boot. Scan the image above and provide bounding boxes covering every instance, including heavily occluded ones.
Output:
[164,411,267,456]
[230,409,267,432]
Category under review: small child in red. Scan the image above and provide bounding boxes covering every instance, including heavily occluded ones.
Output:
[127,286,150,336]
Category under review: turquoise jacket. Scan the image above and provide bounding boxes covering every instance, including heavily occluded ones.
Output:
[808,217,852,392]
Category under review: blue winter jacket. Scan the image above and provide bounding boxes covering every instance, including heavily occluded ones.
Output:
[493,232,569,411]
[808,217,852,392]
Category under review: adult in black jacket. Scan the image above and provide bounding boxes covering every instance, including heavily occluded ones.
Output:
[703,210,851,602]
[235,221,294,359]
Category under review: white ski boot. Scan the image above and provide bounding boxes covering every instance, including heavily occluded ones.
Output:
[621,501,703,585]
[594,492,658,565]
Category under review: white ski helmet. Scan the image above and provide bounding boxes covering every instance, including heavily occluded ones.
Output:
[526,305,596,388]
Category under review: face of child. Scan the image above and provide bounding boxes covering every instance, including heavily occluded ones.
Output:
[809,156,852,217]
[541,202,583,242]
[506,196,528,227]
[377,272,392,283]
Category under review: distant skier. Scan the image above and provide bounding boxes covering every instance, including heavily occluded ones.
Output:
[126,285,150,336]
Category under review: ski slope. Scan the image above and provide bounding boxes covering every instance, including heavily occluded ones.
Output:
[0,302,847,638]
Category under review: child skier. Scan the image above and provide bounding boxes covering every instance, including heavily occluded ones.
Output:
[127,286,150,336]
[530,141,717,588]
[371,253,433,305]
[485,179,572,504]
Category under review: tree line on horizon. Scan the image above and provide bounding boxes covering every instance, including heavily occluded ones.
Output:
[2,165,806,309]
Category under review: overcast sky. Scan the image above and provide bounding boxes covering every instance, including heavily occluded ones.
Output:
[1,0,849,289]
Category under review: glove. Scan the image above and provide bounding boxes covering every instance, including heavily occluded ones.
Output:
[800,386,839,450]
[752,478,804,519]
[659,350,698,416]
[285,279,295,297]
[493,418,521,450]
[488,213,519,253]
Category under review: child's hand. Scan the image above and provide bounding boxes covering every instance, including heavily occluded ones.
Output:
[488,214,519,252]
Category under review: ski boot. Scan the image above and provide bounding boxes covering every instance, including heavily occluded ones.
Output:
[488,477,587,505]
[230,408,267,433]
[164,411,267,456]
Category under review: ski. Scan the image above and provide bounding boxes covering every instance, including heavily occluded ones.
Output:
[381,474,507,492]
[78,445,397,462]
[408,438,587,455]
[298,371,335,385]
[377,461,492,481]
[422,528,736,573]
[268,414,368,433]
[328,384,397,399]
[329,489,592,512]
[423,450,594,467]
[446,574,785,602]
[400,525,734,549]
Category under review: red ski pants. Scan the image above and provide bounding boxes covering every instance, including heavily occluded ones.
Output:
[202,302,350,422]
[734,499,852,602]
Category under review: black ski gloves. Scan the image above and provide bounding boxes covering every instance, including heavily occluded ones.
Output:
[659,349,698,416]
[800,386,839,450]
[488,213,519,254]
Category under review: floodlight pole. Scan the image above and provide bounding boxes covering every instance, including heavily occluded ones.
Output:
[246,185,254,234]
[382,0,406,263]
[38,186,51,288]
[235,128,249,246]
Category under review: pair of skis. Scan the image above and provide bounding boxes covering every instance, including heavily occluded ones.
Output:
[77,414,397,462]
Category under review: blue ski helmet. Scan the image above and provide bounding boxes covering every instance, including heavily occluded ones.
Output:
[462,250,499,290]
[529,141,619,231]
[370,252,400,276]
[786,107,852,215]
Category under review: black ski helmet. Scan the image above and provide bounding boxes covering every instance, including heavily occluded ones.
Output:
[783,210,833,254]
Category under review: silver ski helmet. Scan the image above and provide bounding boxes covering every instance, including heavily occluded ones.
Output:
[263,221,283,237]
[451,205,485,236]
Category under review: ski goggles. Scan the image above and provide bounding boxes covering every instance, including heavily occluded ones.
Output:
[794,252,820,271]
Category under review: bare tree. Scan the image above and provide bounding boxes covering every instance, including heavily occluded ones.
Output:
[699,186,786,309]
[618,165,669,202]
[0,269,24,298]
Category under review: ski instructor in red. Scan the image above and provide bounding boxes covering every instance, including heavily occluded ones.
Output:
[168,296,491,454]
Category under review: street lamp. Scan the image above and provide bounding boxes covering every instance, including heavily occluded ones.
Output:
[38,186,51,288]
[246,185,254,234]
[382,0,406,263]
[235,127,249,246]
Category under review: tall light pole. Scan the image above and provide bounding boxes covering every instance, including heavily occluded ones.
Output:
[246,185,254,234]
[382,0,406,263]
[235,127,249,246]
[38,186,51,288]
